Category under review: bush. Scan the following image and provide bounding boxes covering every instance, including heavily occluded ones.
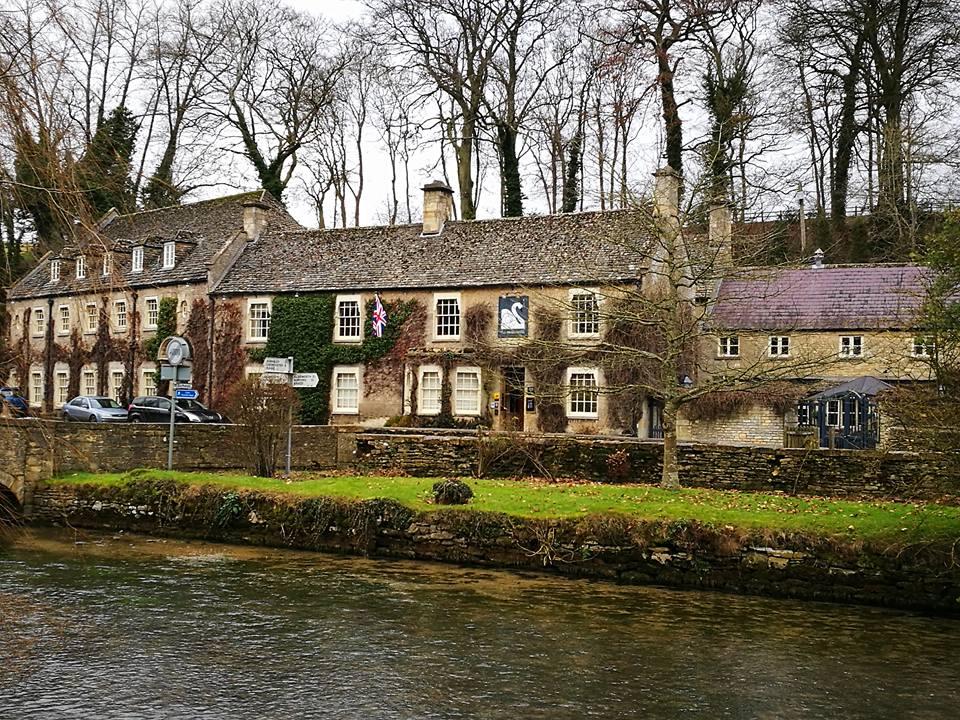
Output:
[223,379,302,477]
[432,479,474,505]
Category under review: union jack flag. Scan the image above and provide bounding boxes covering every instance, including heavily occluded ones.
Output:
[372,293,388,337]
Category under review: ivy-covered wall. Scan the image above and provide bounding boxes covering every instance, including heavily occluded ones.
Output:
[262,294,419,424]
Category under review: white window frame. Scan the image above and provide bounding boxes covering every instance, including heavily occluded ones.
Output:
[568,288,601,339]
[454,366,482,417]
[718,336,740,358]
[144,297,159,330]
[332,365,361,415]
[57,304,71,335]
[50,259,61,283]
[768,336,790,357]
[56,370,69,405]
[433,293,461,341]
[142,369,157,397]
[85,303,98,334]
[83,369,96,397]
[566,366,600,419]
[162,241,176,269]
[334,294,363,343]
[32,307,46,337]
[111,370,124,403]
[418,364,443,416]
[114,300,128,332]
[911,336,935,358]
[839,335,863,358]
[131,246,144,273]
[247,299,271,342]
[102,252,112,276]
[30,371,43,407]
[76,254,86,279]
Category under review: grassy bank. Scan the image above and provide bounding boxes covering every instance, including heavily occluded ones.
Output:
[51,469,960,545]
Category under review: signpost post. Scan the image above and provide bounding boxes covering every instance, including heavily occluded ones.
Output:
[264,357,297,476]
[159,336,192,471]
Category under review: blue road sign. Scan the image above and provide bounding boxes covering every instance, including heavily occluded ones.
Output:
[175,388,199,400]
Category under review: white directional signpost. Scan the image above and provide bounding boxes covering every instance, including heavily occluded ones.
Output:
[291,373,320,389]
[263,357,302,476]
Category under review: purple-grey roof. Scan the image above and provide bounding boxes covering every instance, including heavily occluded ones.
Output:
[711,264,930,331]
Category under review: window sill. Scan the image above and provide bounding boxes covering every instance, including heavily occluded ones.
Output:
[332,409,360,416]
[716,355,740,360]
[333,337,363,344]
[418,409,441,416]
[454,411,481,418]
[568,334,600,341]
[432,336,461,343]
[567,412,599,420]
[246,338,269,344]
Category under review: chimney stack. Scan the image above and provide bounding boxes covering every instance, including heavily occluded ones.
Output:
[242,200,271,241]
[709,202,732,269]
[421,180,455,235]
[652,166,680,227]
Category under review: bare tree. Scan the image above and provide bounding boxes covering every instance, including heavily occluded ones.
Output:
[202,0,343,202]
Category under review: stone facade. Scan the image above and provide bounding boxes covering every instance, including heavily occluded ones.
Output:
[677,405,789,447]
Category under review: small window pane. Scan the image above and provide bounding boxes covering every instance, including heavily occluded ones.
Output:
[56,372,69,404]
[338,299,361,339]
[115,301,127,330]
[250,303,270,339]
[132,247,144,272]
[436,298,460,338]
[420,370,442,413]
[455,370,480,415]
[569,372,598,417]
[335,371,359,413]
[146,298,159,328]
[84,371,96,397]
[571,292,600,336]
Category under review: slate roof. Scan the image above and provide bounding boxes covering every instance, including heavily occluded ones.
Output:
[805,376,894,401]
[215,209,653,295]
[7,190,300,300]
[710,264,930,331]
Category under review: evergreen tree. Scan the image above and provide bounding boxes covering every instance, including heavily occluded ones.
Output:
[75,105,139,216]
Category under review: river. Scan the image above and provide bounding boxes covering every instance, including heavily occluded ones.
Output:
[1,528,958,719]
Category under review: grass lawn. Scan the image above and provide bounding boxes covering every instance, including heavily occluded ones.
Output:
[52,469,960,544]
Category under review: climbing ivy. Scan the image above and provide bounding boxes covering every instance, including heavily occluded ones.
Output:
[144,296,178,392]
[263,294,419,424]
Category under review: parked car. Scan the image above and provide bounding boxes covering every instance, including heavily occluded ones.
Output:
[127,396,227,423]
[0,386,30,418]
[62,396,128,423]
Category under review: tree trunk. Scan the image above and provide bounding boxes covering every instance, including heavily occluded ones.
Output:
[497,121,523,217]
[454,116,477,220]
[657,50,683,180]
[660,402,680,488]
[830,36,865,233]
[561,130,583,213]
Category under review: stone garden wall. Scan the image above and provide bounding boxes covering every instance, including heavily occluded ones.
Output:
[354,429,960,503]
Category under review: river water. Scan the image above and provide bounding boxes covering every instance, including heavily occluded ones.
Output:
[1,529,958,719]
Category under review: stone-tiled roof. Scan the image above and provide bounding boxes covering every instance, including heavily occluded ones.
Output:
[7,190,300,300]
[710,264,930,331]
[215,209,654,294]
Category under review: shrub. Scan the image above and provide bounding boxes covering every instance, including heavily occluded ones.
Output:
[223,379,302,477]
[432,479,474,505]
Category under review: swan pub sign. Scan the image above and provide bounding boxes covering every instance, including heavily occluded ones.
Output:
[498,296,529,338]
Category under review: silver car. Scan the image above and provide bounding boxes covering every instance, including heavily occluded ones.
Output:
[62,396,129,422]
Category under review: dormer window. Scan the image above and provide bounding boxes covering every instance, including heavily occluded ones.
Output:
[162,241,175,269]
[102,252,113,276]
[132,246,144,273]
[50,260,61,283]
[76,255,86,279]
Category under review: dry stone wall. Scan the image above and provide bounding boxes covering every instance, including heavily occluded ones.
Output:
[355,430,960,503]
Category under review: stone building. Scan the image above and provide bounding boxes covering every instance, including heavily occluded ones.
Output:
[3,191,300,412]
[215,181,671,435]
[685,259,934,448]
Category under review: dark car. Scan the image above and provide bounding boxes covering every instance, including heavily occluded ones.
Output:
[1,387,30,418]
[127,396,227,424]
[62,396,128,422]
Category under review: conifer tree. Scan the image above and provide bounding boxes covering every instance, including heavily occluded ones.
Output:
[75,105,139,216]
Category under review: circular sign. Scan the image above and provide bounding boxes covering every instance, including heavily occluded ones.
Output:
[163,336,191,366]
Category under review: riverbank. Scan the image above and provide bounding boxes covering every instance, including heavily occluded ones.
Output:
[26,470,960,613]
